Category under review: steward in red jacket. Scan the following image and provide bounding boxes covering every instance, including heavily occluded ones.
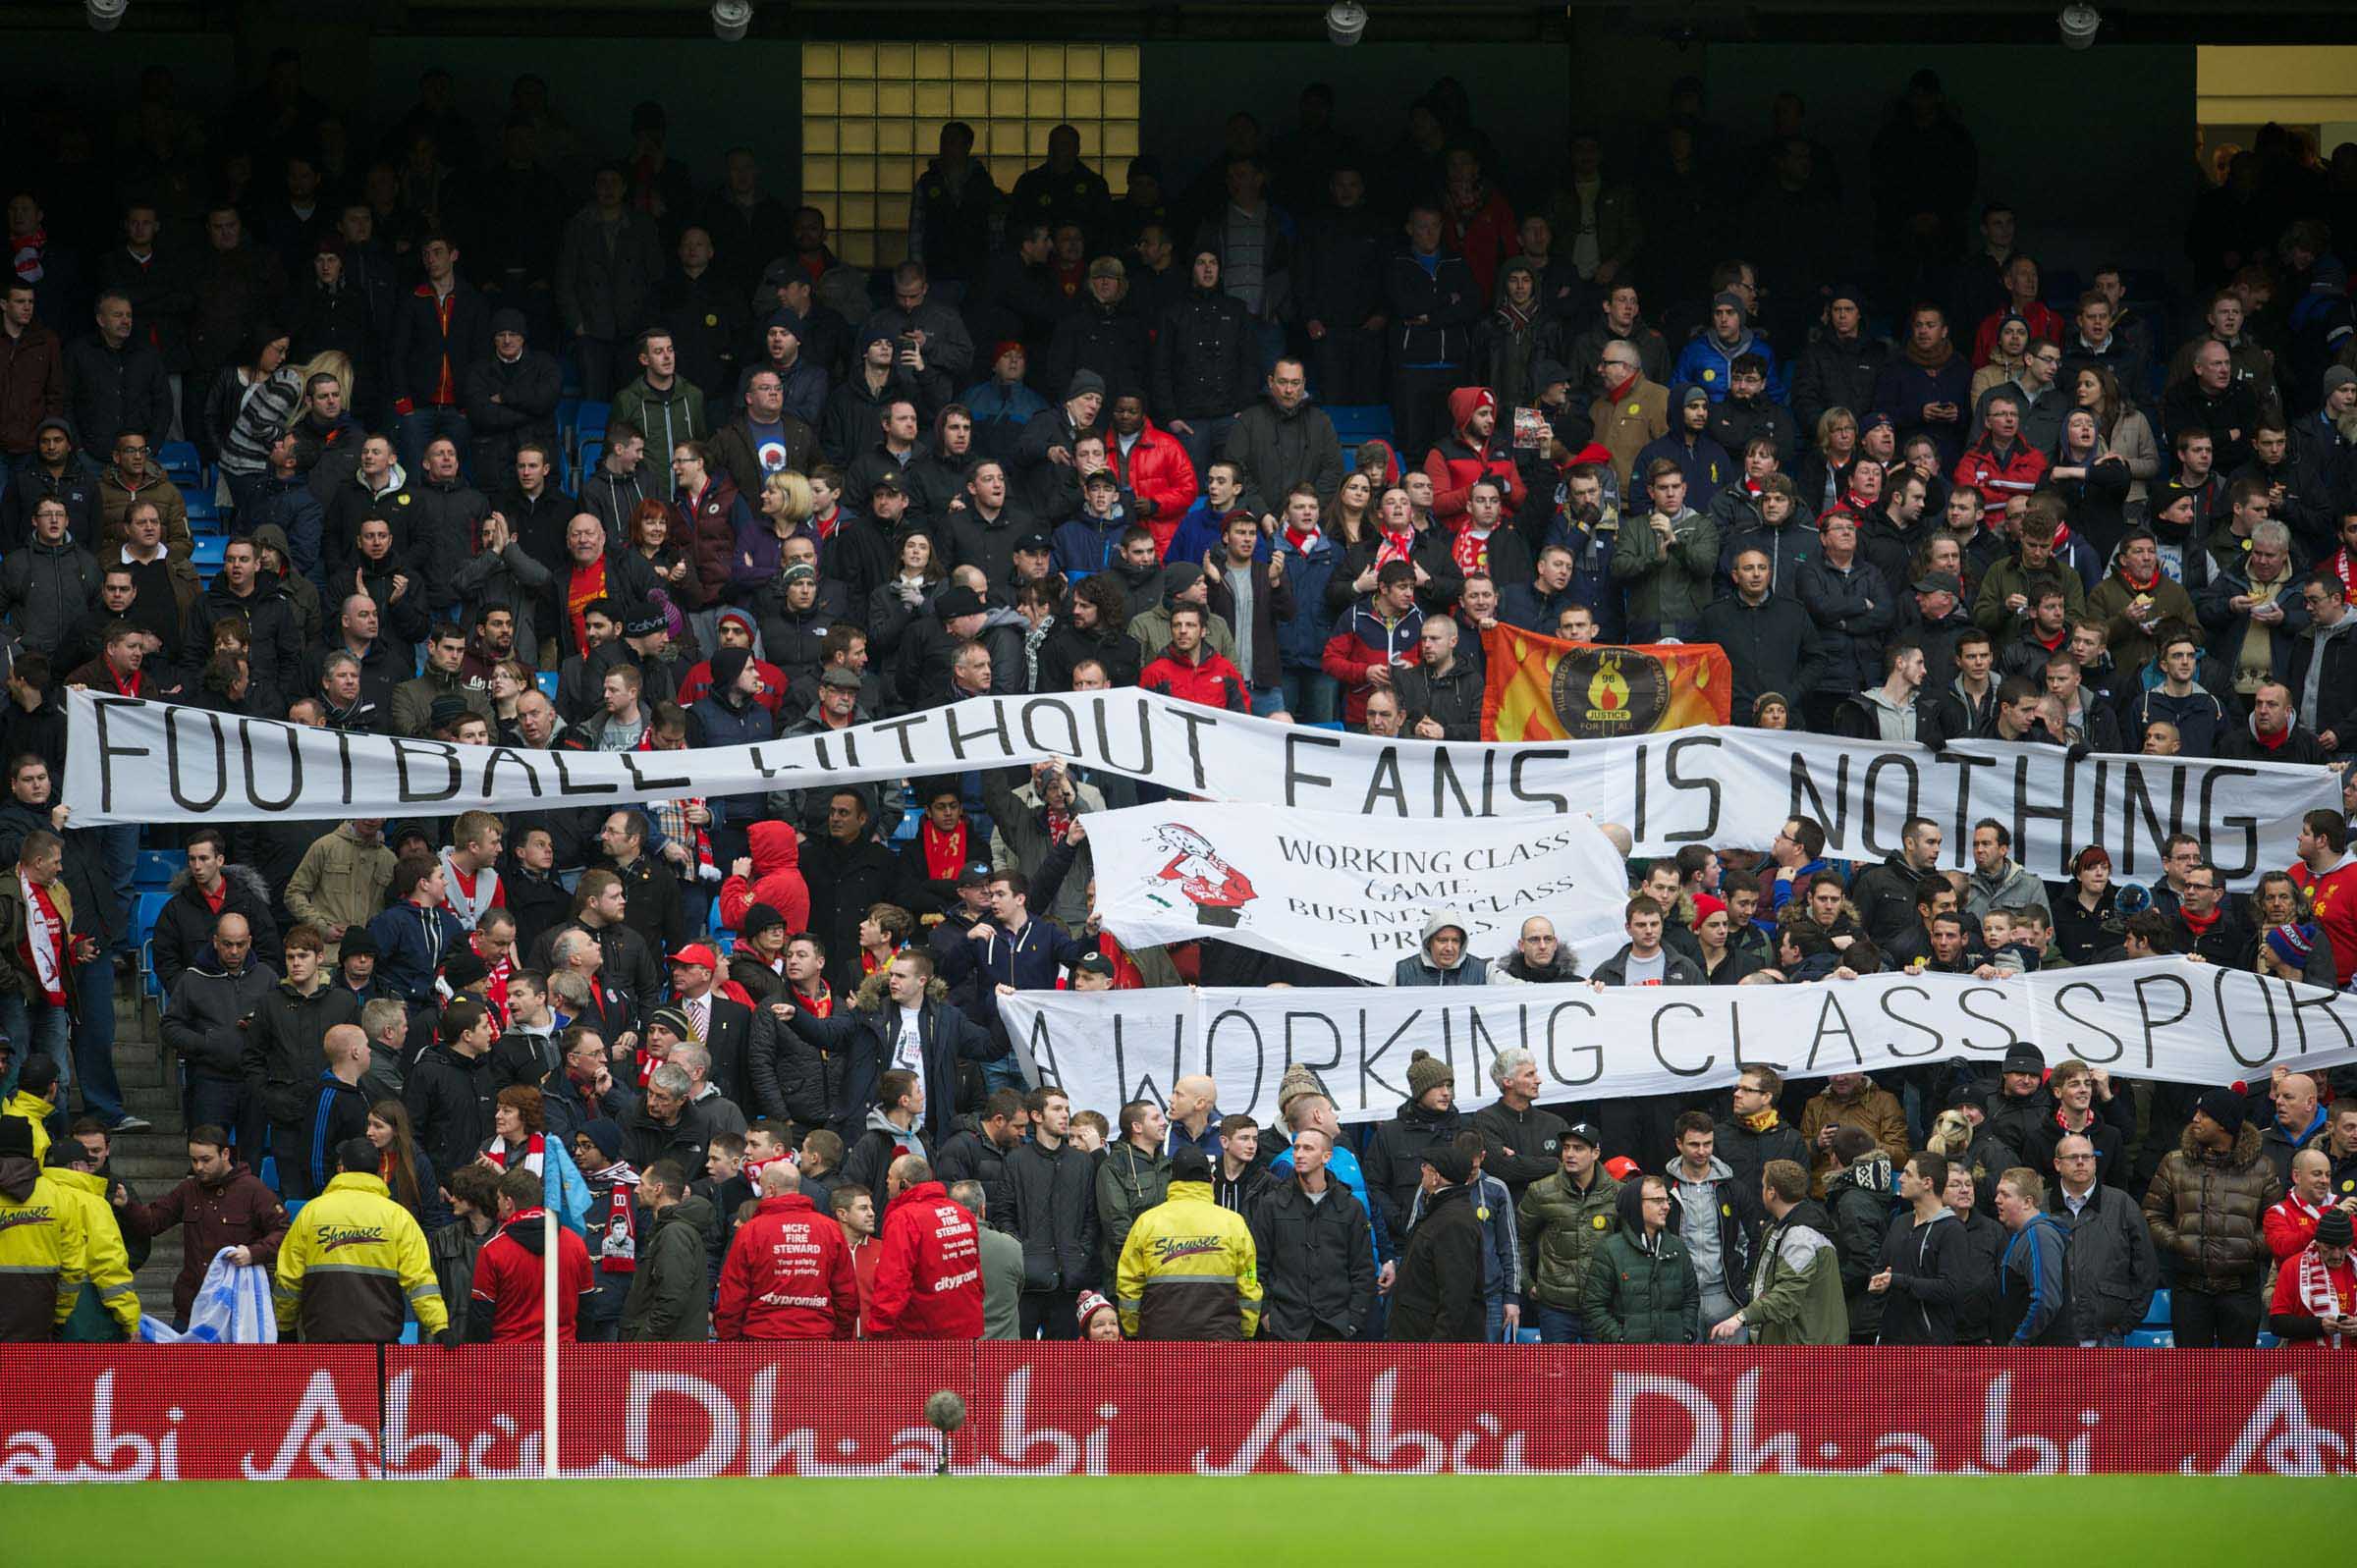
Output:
[714,1170,860,1340]
[866,1168,985,1338]
[1139,606,1249,711]
[1422,386,1526,530]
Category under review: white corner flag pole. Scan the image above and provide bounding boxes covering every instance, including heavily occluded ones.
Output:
[543,1201,560,1480]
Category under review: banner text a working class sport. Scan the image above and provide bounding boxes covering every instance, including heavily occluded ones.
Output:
[67,690,2336,890]
[999,959,2357,1129]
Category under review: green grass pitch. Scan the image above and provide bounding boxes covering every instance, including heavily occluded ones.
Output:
[16,1475,2352,1563]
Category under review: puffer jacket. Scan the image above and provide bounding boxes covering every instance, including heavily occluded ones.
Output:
[1517,1165,1622,1311]
[1114,1178,1262,1341]
[1005,1133,1100,1293]
[0,536,99,657]
[1581,1189,1701,1343]
[1095,1138,1171,1279]
[2142,1121,2282,1293]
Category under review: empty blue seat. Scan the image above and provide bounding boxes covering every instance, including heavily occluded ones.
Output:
[575,401,610,451]
[2124,1328,2173,1348]
[2142,1288,2170,1326]
[1311,720,1345,731]
[535,671,560,699]
[183,491,223,534]
[190,536,228,575]
[136,849,180,889]
[158,440,204,484]
[1327,404,1394,443]
[133,891,171,944]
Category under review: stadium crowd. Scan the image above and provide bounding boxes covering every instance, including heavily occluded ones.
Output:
[0,55,2355,1354]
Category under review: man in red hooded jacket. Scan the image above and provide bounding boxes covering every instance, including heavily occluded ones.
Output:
[1422,386,1526,530]
[715,1159,861,1339]
[865,1155,985,1338]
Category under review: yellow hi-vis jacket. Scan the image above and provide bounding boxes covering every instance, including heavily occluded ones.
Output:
[274,1171,449,1341]
[0,1164,85,1338]
[1115,1179,1261,1340]
[46,1167,139,1336]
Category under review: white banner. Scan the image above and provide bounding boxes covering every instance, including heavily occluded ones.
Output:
[999,959,2357,1127]
[1085,802,1631,982]
[67,691,2333,889]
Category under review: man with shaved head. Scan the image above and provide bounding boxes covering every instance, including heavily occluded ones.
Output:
[2265,1072,2326,1189]
[1165,1074,1223,1160]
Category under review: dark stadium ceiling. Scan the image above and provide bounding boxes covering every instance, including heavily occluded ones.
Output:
[11,0,2350,41]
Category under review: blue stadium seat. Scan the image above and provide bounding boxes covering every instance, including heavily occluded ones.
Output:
[576,401,610,452]
[714,931,736,957]
[2124,1328,2173,1348]
[133,891,171,945]
[190,535,228,576]
[557,396,582,444]
[535,671,560,699]
[158,440,204,485]
[183,491,223,534]
[1327,404,1394,444]
[578,438,604,479]
[1311,720,1345,731]
[2142,1289,2170,1326]
[136,850,180,889]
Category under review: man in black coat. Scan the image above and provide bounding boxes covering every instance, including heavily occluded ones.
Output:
[460,308,564,492]
[797,788,923,991]
[403,999,498,1184]
[934,1088,1028,1235]
[1385,1141,1487,1342]
[1003,1085,1101,1338]
[1358,1052,1461,1243]
[63,294,173,460]
[1247,1124,1377,1341]
[150,832,286,1000]
[1697,546,1826,719]
[776,948,995,1146]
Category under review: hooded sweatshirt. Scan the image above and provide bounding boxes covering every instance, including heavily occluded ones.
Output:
[1671,1154,1738,1291]
[1393,906,1492,987]
[718,820,810,936]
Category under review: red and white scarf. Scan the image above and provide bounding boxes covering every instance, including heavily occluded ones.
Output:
[11,229,43,285]
[2296,1243,2354,1347]
[19,877,66,1005]
[483,1132,545,1174]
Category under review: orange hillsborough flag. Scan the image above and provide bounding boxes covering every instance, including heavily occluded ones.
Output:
[1480,624,1731,741]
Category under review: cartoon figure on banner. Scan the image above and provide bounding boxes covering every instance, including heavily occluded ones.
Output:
[1147,824,1257,929]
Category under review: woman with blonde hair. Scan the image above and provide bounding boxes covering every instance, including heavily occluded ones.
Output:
[1796,406,1859,514]
[730,467,814,595]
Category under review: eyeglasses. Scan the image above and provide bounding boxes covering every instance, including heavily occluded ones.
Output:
[2056,1153,2096,1162]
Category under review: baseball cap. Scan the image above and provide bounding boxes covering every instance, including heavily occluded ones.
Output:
[1563,1122,1604,1149]
[1073,950,1116,978]
[670,943,719,971]
[957,860,996,887]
